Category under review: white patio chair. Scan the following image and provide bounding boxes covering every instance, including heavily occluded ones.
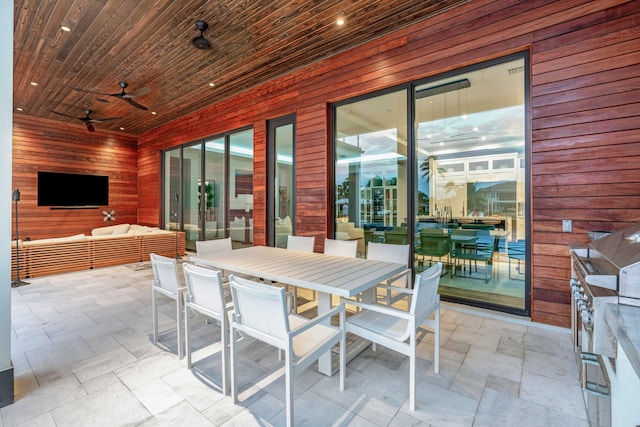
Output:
[195,237,233,279]
[229,274,346,427]
[285,235,315,310]
[342,262,442,411]
[183,263,232,394]
[150,253,186,359]
[324,238,357,258]
[367,242,411,306]
[286,235,315,252]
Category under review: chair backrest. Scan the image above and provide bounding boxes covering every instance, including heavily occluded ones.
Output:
[384,227,408,245]
[508,239,526,259]
[367,242,409,266]
[229,275,290,345]
[150,253,181,293]
[324,238,357,258]
[474,229,495,254]
[421,228,447,236]
[183,263,226,316]
[196,237,232,256]
[450,229,476,237]
[409,262,442,322]
[419,230,450,256]
[287,235,315,252]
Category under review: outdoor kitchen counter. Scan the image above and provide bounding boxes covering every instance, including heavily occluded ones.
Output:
[605,303,640,425]
[605,303,640,379]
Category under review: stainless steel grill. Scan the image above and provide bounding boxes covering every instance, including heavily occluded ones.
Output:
[588,222,640,303]
[568,222,640,427]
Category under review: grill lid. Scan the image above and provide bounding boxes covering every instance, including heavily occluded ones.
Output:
[589,222,640,270]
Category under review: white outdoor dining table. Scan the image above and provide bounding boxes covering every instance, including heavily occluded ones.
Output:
[190,245,406,375]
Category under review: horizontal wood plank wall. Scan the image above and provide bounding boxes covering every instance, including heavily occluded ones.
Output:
[135,0,637,327]
[530,0,640,326]
[12,115,139,241]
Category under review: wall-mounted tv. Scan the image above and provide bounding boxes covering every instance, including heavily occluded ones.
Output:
[38,171,109,207]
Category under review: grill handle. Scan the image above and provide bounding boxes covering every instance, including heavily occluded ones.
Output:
[580,352,611,398]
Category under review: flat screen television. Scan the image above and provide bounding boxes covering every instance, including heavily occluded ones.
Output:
[38,171,109,207]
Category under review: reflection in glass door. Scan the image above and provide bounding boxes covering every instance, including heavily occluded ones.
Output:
[267,115,295,248]
[331,53,529,316]
[162,128,254,251]
[163,148,181,232]
[203,136,225,241]
[228,129,254,247]
[414,54,528,314]
[334,89,408,258]
[182,143,202,250]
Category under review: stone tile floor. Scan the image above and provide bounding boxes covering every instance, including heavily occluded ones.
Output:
[2,262,588,426]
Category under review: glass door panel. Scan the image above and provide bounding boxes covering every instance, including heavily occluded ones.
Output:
[163,148,181,231]
[414,55,527,313]
[268,115,295,248]
[182,143,202,250]
[228,128,254,248]
[335,89,408,257]
[204,136,225,240]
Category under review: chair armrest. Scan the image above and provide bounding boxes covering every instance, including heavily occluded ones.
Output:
[376,285,413,295]
[289,303,345,337]
[381,268,411,287]
[341,298,412,320]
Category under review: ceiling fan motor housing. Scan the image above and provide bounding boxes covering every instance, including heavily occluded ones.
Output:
[193,20,211,49]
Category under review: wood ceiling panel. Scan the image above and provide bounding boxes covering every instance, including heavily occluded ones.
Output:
[13,0,470,135]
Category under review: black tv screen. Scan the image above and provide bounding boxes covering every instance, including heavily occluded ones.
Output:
[38,171,109,207]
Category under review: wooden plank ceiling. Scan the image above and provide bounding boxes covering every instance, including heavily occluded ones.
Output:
[13,0,469,136]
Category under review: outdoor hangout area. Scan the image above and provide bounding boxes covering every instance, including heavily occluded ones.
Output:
[6,0,638,424]
[5,243,585,425]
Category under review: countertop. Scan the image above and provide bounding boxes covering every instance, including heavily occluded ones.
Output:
[605,303,640,378]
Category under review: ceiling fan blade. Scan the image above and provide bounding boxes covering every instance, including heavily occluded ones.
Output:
[124,98,149,110]
[93,116,123,123]
[52,111,79,119]
[123,86,151,98]
[71,87,110,96]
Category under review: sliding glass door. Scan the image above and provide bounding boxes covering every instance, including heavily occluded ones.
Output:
[332,53,529,315]
[414,55,527,313]
[162,127,254,251]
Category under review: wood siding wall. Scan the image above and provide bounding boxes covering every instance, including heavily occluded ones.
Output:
[12,115,139,241]
[14,0,639,327]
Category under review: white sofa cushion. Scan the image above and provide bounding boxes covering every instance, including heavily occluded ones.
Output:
[91,224,130,236]
[25,234,87,246]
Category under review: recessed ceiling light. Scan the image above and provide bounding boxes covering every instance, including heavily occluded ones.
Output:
[120,127,125,131]
[61,25,71,32]
[151,111,157,115]
[208,82,215,87]
[30,82,38,86]
[336,17,345,26]
[16,107,23,112]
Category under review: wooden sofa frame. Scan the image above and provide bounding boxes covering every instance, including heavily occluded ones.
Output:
[11,232,186,280]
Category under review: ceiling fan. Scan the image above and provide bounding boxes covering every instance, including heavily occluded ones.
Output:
[73,81,151,110]
[192,21,212,50]
[52,109,122,132]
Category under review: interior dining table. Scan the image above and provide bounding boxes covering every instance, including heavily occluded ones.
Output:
[190,245,406,376]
